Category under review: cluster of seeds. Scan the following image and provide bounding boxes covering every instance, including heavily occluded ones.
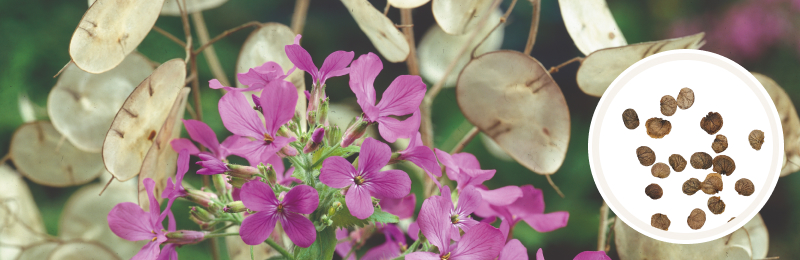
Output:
[623,88,763,231]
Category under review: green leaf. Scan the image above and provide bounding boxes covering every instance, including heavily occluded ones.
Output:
[329,198,399,228]
[367,208,400,224]
[293,226,336,260]
[310,146,360,170]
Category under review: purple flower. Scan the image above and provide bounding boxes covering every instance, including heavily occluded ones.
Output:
[334,228,356,260]
[237,61,296,90]
[378,193,416,220]
[239,181,319,247]
[219,84,297,161]
[498,239,528,260]
[170,119,245,160]
[536,248,611,260]
[439,185,481,241]
[285,35,354,86]
[435,149,522,206]
[196,153,229,175]
[349,53,425,143]
[397,132,441,187]
[475,185,569,233]
[320,137,412,219]
[303,127,325,153]
[108,178,174,260]
[361,224,406,260]
[407,196,505,260]
[162,149,190,200]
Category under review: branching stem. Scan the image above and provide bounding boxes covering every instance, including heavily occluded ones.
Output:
[545,174,565,198]
[523,0,541,55]
[400,8,419,76]
[264,238,295,260]
[450,126,480,154]
[192,12,231,87]
[194,22,263,55]
[548,57,584,74]
[153,26,187,48]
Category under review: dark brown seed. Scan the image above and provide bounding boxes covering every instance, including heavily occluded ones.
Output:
[700,112,723,135]
[669,154,687,172]
[701,173,723,195]
[708,196,726,214]
[711,135,728,153]
[682,178,701,195]
[735,178,755,196]
[645,183,663,199]
[646,117,672,138]
[677,88,695,109]
[651,163,670,178]
[622,108,639,129]
[651,213,671,231]
[660,95,677,116]
[690,152,713,169]
[636,146,656,166]
[687,208,706,230]
[749,130,765,150]
[712,155,736,176]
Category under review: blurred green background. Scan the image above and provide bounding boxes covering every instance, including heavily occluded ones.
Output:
[1,0,799,259]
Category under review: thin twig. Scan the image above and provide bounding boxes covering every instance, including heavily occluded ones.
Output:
[545,174,565,198]
[450,126,480,154]
[185,71,198,85]
[548,57,584,74]
[291,0,311,35]
[264,238,295,260]
[192,12,231,87]
[98,177,114,196]
[523,0,541,55]
[597,201,609,251]
[53,61,71,78]
[153,26,187,48]
[471,0,516,59]
[400,8,419,76]
[194,22,263,55]
[384,2,391,16]
[0,153,10,166]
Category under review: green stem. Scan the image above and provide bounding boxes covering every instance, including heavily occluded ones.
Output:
[264,238,295,260]
[204,232,240,238]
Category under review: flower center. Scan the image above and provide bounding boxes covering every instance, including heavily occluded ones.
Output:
[264,133,274,145]
[441,252,451,260]
[354,176,365,185]
[277,204,284,213]
[451,214,460,224]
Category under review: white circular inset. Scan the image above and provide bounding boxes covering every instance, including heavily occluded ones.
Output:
[588,49,782,244]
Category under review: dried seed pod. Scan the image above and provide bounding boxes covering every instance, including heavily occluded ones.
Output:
[749,130,764,150]
[636,146,656,166]
[712,155,736,176]
[676,87,694,109]
[690,152,712,169]
[700,112,723,135]
[682,178,701,195]
[701,173,723,194]
[707,196,726,214]
[728,217,735,222]
[651,163,670,178]
[645,117,672,138]
[735,178,754,196]
[660,95,677,116]
[711,135,728,153]
[668,154,687,172]
[651,213,670,231]
[645,184,663,199]
[622,108,639,129]
[687,208,706,230]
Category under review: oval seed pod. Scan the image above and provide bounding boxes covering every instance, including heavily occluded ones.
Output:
[660,95,677,116]
[645,183,663,200]
[700,112,724,135]
[690,152,713,169]
[701,173,723,195]
[651,213,670,231]
[749,130,764,151]
[708,196,726,214]
[677,87,695,109]
[651,163,670,178]
[682,178,701,195]
[687,208,706,230]
[735,178,754,196]
[637,146,656,166]
[622,108,639,129]
[669,154,687,172]
[711,135,728,153]
[712,155,736,176]
[646,117,672,138]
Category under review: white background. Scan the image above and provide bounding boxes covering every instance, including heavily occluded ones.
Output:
[597,60,774,234]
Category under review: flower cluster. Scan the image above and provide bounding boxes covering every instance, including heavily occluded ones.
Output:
[107,34,606,260]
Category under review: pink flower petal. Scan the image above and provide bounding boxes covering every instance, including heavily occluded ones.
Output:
[345,185,374,219]
[476,186,523,206]
[320,156,357,188]
[170,138,199,155]
[408,221,420,241]
[361,240,401,260]
[107,202,154,241]
[435,149,460,182]
[240,211,279,245]
[405,252,441,260]
[498,239,528,260]
[259,83,298,135]
[219,135,249,159]
[399,145,442,186]
[452,152,481,169]
[219,91,266,138]
[282,185,319,214]
[520,211,569,232]
[319,50,354,85]
[456,186,482,216]
[536,248,545,260]
[209,79,237,91]
[280,212,317,248]
[417,196,452,252]
[237,62,286,89]
[131,241,162,260]
[508,185,545,215]
[176,149,190,181]
[378,194,416,219]
[378,109,421,143]
[183,119,220,156]
[450,223,504,260]
[143,178,160,225]
[349,53,381,111]
[376,75,426,117]
[285,44,320,82]
[240,180,279,212]
[364,169,410,199]
[573,251,611,260]
[458,168,496,190]
[155,243,178,260]
[358,138,392,178]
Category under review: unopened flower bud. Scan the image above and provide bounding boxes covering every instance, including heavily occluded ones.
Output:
[341,117,370,147]
[328,207,336,216]
[189,215,211,230]
[259,163,277,184]
[251,94,263,114]
[227,164,260,179]
[212,174,228,196]
[332,201,342,210]
[228,176,249,189]
[186,189,218,208]
[166,230,207,245]
[318,100,329,125]
[303,128,326,153]
[224,201,248,213]
[307,84,327,125]
[325,126,342,146]
[279,145,298,157]
[190,206,215,222]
